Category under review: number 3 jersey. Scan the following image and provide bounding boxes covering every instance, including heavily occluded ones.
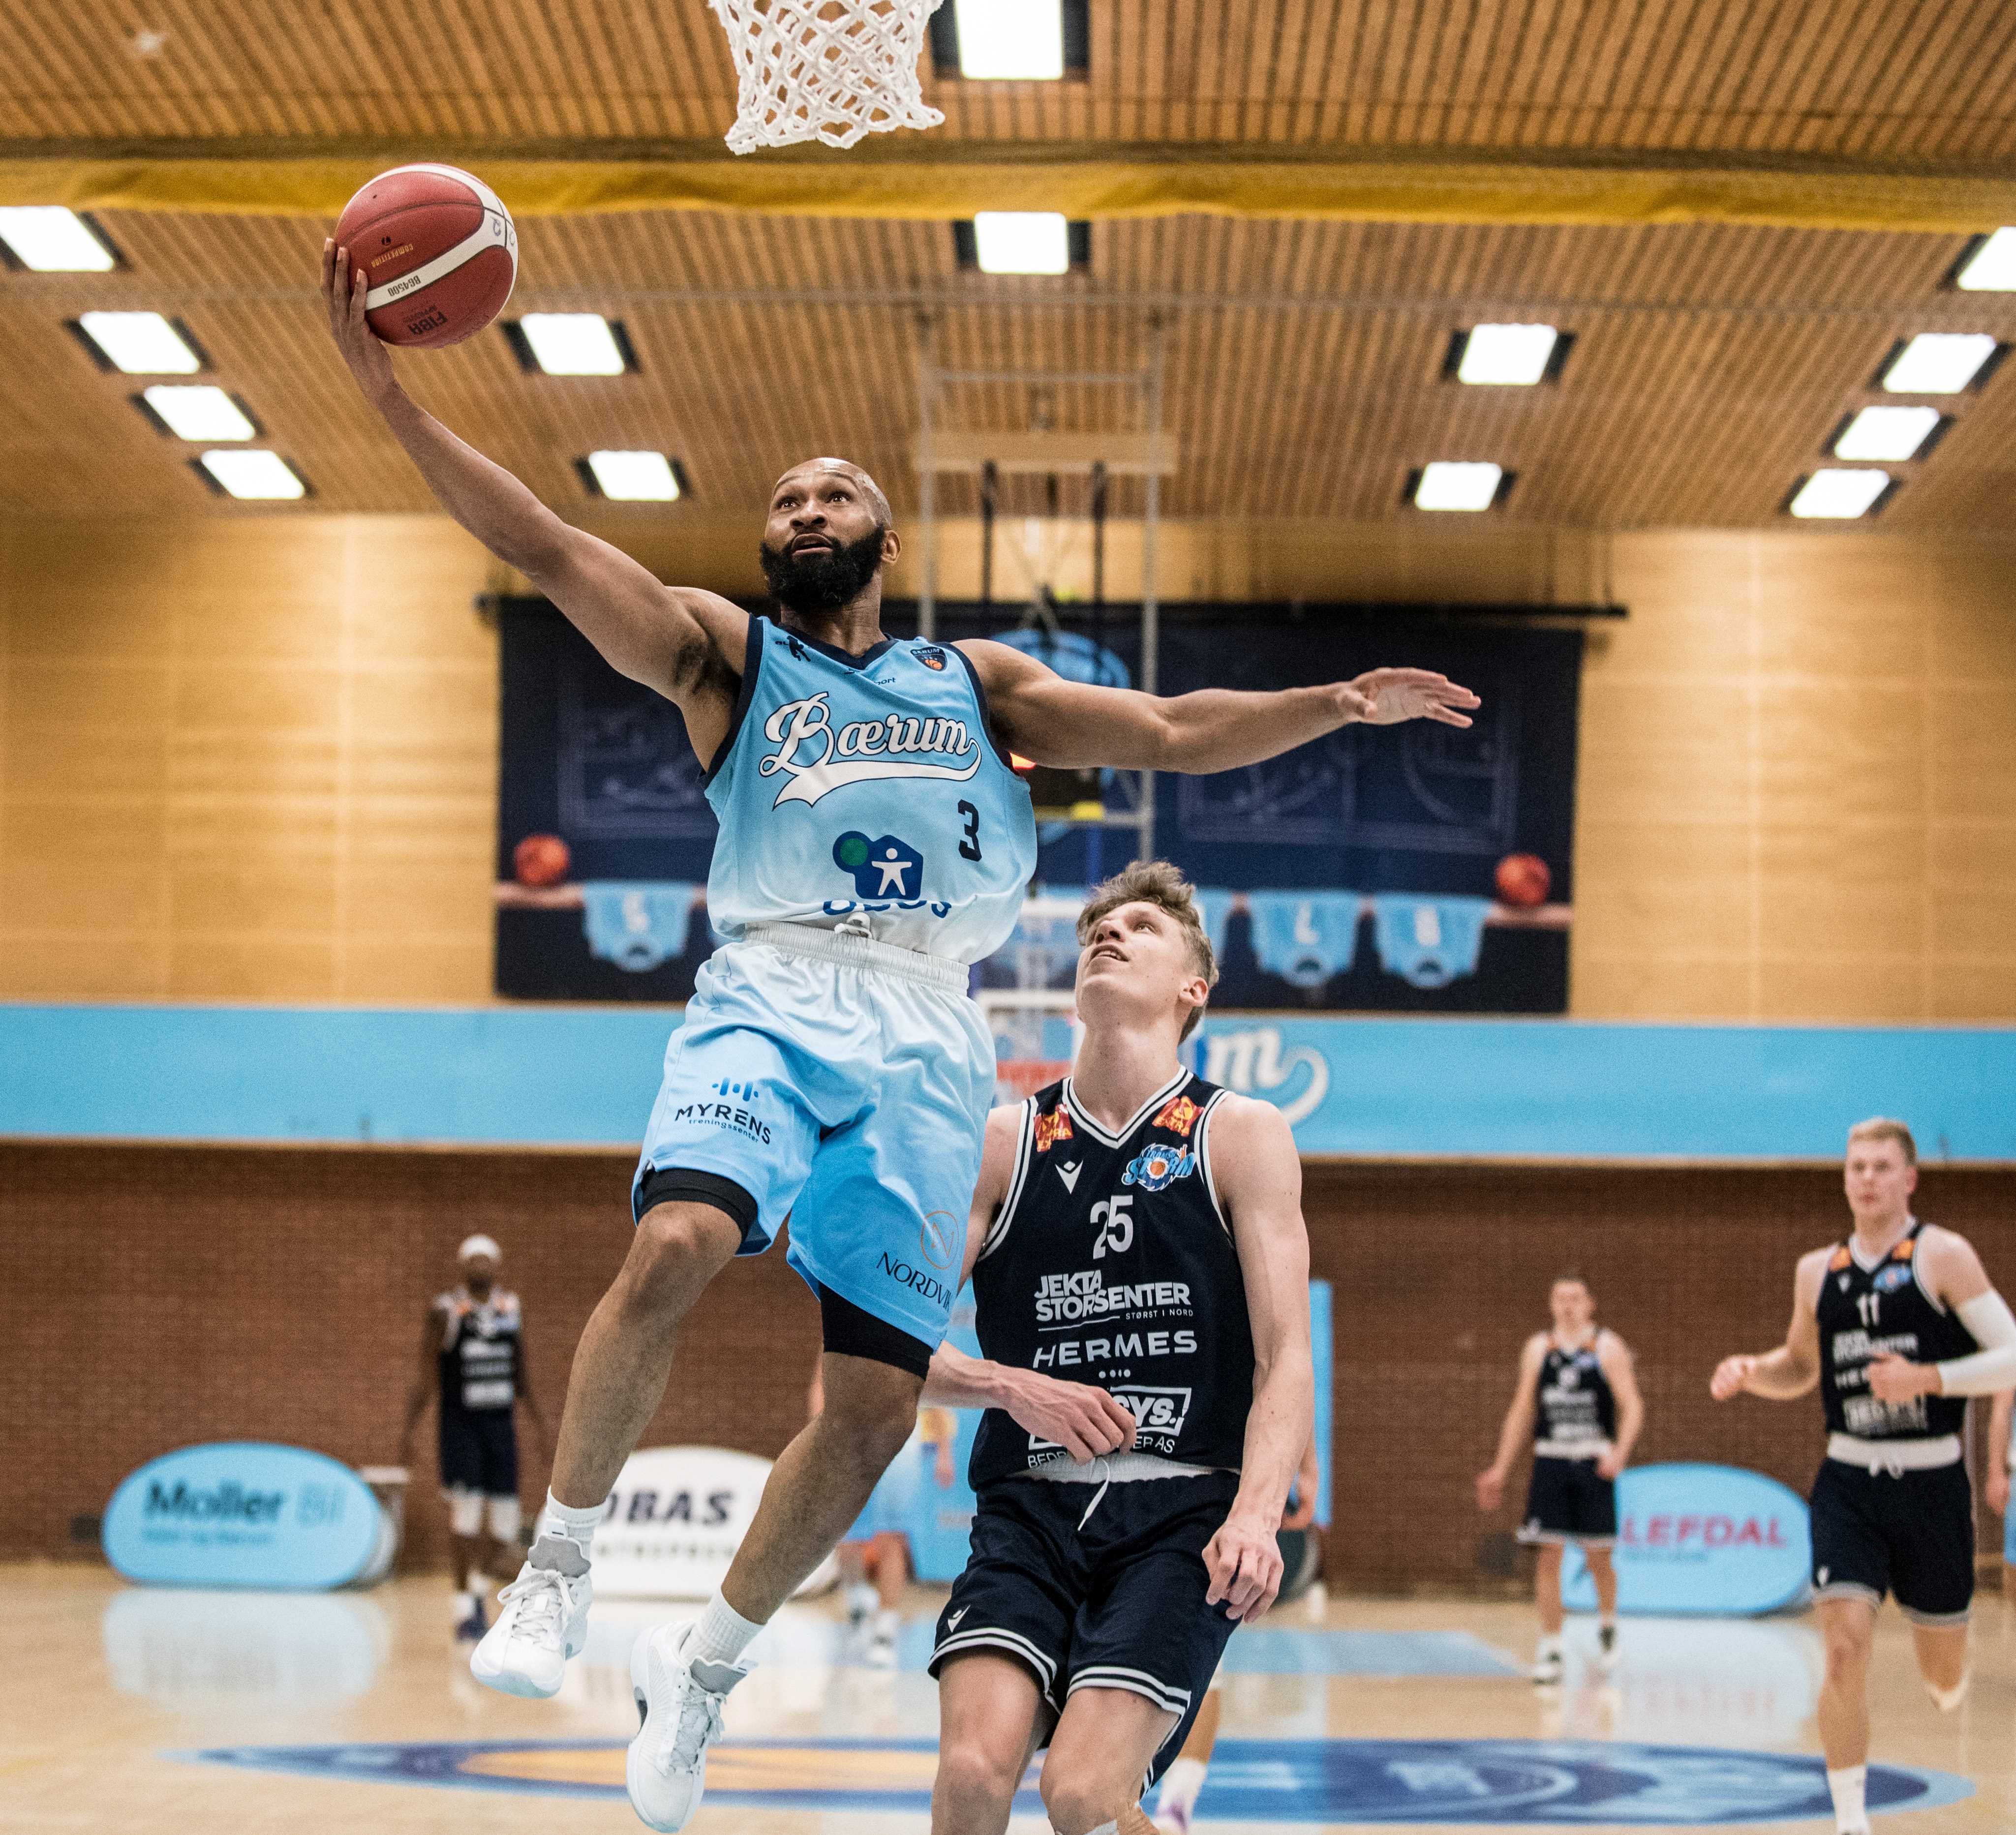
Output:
[968,1069,1256,1489]
[702,616,1037,962]
[1816,1221,1975,1443]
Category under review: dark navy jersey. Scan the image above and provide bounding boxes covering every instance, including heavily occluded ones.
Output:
[968,1069,1255,1489]
[1533,1335,1617,1453]
[436,1287,521,1417]
[1816,1222,1975,1442]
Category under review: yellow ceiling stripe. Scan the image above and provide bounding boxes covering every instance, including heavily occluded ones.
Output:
[0,143,2010,233]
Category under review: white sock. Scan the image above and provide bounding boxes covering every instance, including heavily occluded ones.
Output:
[689,1589,764,1667]
[1063,1824,1118,1835]
[541,1491,604,1551]
[469,1572,493,1599]
[872,1607,900,1639]
[1928,1671,1969,1712]
[1158,1755,1208,1818]
[1599,1614,1617,1632]
[452,1589,475,1617]
[1537,1633,1563,1658]
[1826,1763,1868,1835]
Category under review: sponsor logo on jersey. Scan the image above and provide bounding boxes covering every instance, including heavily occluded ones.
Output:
[1891,1237,1915,1260]
[758,692,981,807]
[1032,1329,1198,1370]
[918,1209,959,1271]
[1034,1268,1191,1324]
[1872,1263,1914,1293]
[1034,1108,1074,1153]
[669,1084,773,1145]
[1123,1144,1195,1192]
[833,830,924,900]
[878,1250,953,1309]
[1055,1160,1082,1193]
[1829,1246,1853,1272]
[1152,1093,1201,1137]
[913,645,948,670]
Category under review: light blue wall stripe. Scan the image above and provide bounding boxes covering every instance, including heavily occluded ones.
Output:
[1,1004,2011,1161]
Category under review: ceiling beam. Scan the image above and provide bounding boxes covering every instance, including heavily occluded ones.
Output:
[2,140,2014,232]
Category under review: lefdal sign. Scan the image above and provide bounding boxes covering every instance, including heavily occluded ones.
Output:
[1561,1462,1811,1615]
[104,1443,382,1590]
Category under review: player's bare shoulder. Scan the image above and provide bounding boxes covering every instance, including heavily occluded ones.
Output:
[1202,1091,1300,1180]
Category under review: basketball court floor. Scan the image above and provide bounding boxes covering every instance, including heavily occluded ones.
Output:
[14,1564,2011,1832]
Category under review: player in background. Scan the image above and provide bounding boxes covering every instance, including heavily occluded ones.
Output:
[1476,1275,1643,1684]
[324,243,1472,1835]
[920,862,1313,1835]
[1985,1386,2016,1595]
[398,1234,550,1639]
[807,1359,958,1667]
[1711,1118,2016,1835]
[1149,1430,1321,1835]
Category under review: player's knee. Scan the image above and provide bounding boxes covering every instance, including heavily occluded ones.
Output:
[934,1736,1021,1818]
[627,1203,735,1309]
[1037,1764,1114,1834]
[820,1365,925,1466]
[1823,1620,1872,1674]
[1584,1546,1615,1575]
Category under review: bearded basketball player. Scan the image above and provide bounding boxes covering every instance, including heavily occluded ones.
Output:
[1711,1118,2016,1835]
[324,243,1473,1833]
[1476,1275,1643,1683]
[917,862,1313,1835]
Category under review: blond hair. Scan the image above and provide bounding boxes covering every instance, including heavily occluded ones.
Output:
[1847,1116,1917,1165]
[1076,860,1219,1042]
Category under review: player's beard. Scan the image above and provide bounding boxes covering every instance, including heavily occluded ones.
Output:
[759,527,886,613]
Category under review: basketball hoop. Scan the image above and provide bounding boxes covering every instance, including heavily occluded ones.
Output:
[709,0,947,154]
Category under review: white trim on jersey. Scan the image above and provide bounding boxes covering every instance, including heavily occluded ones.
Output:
[978,1098,1036,1263]
[933,1624,1059,1695]
[1192,1087,1232,1237]
[1060,1066,1190,1148]
[1910,1226,1948,1315]
[1067,1663,1192,1717]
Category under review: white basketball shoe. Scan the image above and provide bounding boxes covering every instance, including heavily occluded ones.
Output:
[469,1536,592,1698]
[627,1621,751,1831]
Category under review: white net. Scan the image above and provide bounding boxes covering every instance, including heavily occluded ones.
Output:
[709,0,947,154]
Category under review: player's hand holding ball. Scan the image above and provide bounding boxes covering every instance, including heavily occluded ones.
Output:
[1204,1510,1286,1622]
[1709,1353,1758,1400]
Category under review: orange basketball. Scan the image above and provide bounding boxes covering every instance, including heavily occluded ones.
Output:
[334,164,517,349]
[1495,852,1552,907]
[513,834,571,889]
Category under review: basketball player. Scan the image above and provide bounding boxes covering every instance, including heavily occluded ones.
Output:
[1711,1118,2016,1835]
[1475,1275,1644,1683]
[324,245,1472,1834]
[397,1234,550,1639]
[917,862,1314,1835]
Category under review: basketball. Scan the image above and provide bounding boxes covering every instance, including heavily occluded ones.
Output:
[1495,851,1552,907]
[333,164,516,349]
[512,833,570,889]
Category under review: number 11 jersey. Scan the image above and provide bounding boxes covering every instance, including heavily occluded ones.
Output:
[1816,1221,1975,1443]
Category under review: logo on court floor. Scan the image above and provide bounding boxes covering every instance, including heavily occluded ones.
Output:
[180,1737,1972,1823]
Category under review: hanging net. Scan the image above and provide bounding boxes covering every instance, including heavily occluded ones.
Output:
[708,0,947,154]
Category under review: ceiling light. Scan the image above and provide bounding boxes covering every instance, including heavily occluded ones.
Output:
[141,386,256,441]
[973,212,1069,275]
[76,311,201,374]
[1833,405,1940,462]
[1789,469,1889,519]
[515,314,628,376]
[199,450,306,500]
[584,451,681,502]
[1955,228,2016,292]
[0,206,116,271]
[1881,332,1997,394]
[1456,323,1559,385]
[1414,461,1504,512]
[954,0,1064,78]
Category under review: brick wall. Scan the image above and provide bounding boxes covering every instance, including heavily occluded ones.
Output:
[10,1142,2013,1588]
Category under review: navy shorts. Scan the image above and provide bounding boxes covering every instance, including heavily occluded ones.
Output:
[929,1471,1241,1787]
[1811,1456,1974,1625]
[439,1409,518,1498]
[1518,1455,1616,1545]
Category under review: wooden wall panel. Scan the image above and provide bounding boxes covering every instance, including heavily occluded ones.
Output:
[3,511,2013,1019]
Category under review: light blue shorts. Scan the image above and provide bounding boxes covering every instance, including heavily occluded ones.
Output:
[632,926,994,1350]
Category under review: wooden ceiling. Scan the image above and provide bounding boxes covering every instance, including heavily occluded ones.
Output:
[3,1,2015,528]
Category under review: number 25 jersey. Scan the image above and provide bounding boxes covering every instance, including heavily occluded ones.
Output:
[703,617,1037,963]
[968,1069,1256,1489]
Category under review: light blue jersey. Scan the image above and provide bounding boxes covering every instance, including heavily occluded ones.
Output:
[703,618,1038,963]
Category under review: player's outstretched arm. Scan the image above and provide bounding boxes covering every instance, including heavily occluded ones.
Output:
[1710,1250,1826,1402]
[1476,1335,1545,1511]
[1206,1096,1314,1622]
[320,240,742,721]
[960,640,1478,773]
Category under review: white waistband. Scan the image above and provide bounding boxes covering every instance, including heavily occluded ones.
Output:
[1020,1453,1220,1485]
[1827,1432,1962,1473]
[740,921,968,992]
[1534,1440,1610,1461]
